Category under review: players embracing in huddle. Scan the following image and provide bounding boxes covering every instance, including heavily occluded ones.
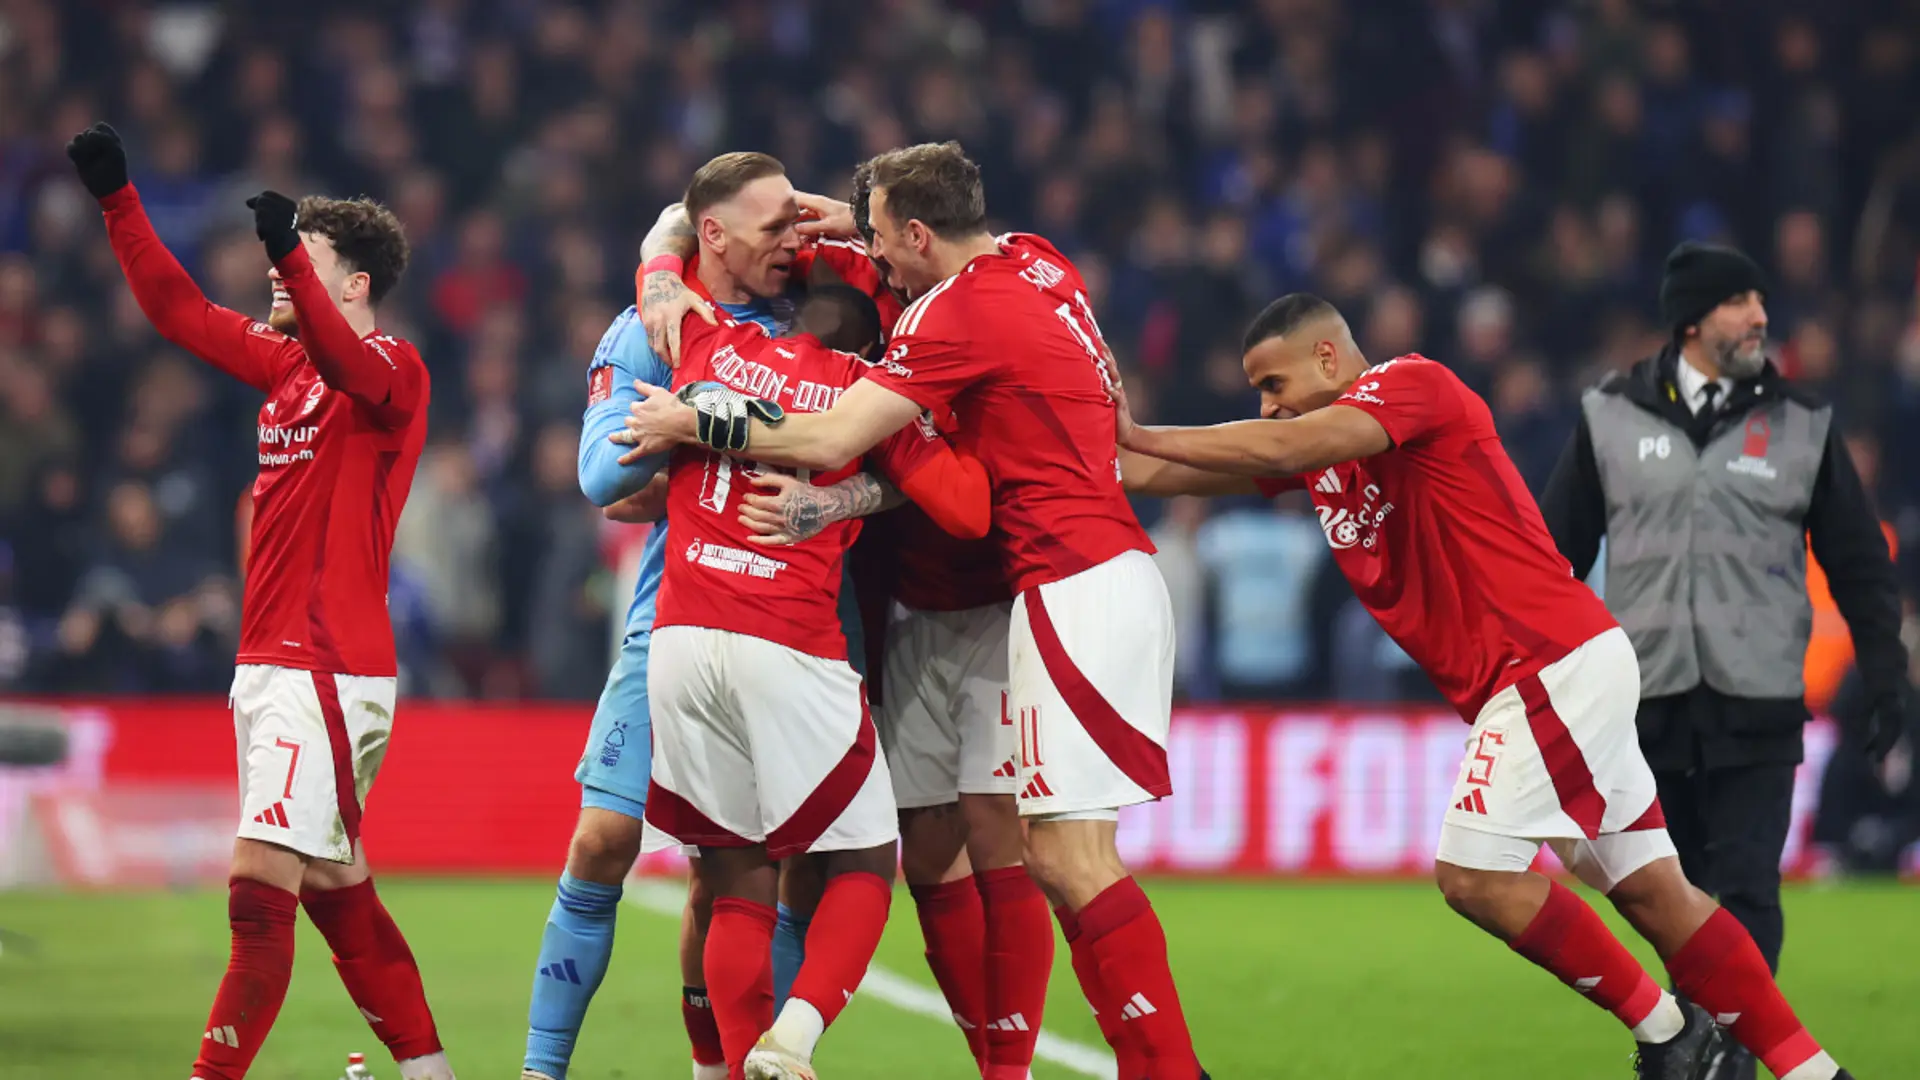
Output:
[620,142,1207,1080]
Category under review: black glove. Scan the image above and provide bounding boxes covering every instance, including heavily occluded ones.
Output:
[65,122,128,199]
[1858,692,1909,764]
[676,381,785,454]
[246,191,301,262]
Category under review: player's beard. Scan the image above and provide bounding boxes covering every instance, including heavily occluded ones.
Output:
[267,305,299,336]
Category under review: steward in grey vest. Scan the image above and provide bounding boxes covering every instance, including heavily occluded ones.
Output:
[1542,345,1904,770]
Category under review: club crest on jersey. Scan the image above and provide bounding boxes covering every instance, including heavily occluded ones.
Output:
[1726,415,1778,479]
[297,380,326,418]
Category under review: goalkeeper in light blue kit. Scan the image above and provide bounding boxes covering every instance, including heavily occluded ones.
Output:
[523,152,902,1080]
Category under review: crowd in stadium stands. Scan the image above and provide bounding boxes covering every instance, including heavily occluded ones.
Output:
[2,0,1919,703]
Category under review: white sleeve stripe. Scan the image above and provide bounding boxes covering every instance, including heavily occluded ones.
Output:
[895,275,957,338]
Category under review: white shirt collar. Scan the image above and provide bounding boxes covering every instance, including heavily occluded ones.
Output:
[1674,356,1732,415]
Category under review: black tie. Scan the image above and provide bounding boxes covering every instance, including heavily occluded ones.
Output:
[1698,381,1721,420]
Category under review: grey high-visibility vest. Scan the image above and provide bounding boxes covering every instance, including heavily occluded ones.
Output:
[1582,388,1830,699]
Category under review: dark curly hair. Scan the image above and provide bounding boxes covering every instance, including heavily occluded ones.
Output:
[295,195,410,304]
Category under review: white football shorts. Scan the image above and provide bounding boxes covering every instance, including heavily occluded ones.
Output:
[878,600,1019,809]
[644,625,898,859]
[231,664,395,864]
[1435,627,1676,893]
[1007,550,1176,818]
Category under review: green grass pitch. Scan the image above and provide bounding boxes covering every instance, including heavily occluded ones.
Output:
[0,878,1913,1079]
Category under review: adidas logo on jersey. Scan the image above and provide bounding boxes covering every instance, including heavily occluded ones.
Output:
[539,959,584,984]
[251,802,290,829]
[1453,789,1488,815]
[1119,993,1158,1020]
[1315,469,1342,494]
[988,1013,1031,1032]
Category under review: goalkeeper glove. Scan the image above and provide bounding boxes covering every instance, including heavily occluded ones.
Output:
[246,190,302,262]
[66,122,128,199]
[676,381,785,454]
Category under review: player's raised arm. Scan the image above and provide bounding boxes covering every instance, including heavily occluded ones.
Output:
[579,307,672,506]
[633,202,715,365]
[74,123,291,392]
[1121,406,1392,478]
[252,192,422,422]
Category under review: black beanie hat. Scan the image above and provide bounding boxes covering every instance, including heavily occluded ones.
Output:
[1658,241,1767,336]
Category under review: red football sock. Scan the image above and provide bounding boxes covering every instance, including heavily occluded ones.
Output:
[705,898,776,1071]
[978,867,1054,1079]
[909,877,989,1065]
[1076,878,1201,1080]
[789,871,892,1027]
[1057,905,1148,1080]
[1509,881,1665,1030]
[1668,907,1825,1077]
[682,986,725,1067]
[192,878,298,1080]
[300,879,444,1062]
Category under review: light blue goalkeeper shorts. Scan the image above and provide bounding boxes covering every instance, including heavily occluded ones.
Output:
[575,629,651,820]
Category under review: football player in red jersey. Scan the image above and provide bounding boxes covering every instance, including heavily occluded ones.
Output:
[723,164,1049,1080]
[636,284,989,1079]
[619,142,1204,1080]
[1114,293,1858,1080]
[70,122,454,1080]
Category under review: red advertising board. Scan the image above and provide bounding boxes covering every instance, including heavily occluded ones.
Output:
[0,699,1853,883]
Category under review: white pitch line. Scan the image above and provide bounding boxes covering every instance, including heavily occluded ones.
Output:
[626,878,1116,1079]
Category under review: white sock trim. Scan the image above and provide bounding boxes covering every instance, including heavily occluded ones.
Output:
[769,998,826,1061]
[397,1051,455,1080]
[1779,1051,1839,1080]
[1630,992,1686,1044]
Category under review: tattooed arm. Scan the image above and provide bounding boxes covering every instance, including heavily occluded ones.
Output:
[738,470,905,546]
[635,203,713,366]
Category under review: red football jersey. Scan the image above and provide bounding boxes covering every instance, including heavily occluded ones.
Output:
[102,186,427,677]
[654,315,947,659]
[863,233,1152,594]
[1259,356,1616,719]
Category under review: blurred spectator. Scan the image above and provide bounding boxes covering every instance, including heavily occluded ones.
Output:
[44,480,232,691]
[1196,494,1327,702]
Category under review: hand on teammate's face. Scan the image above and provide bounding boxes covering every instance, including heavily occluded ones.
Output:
[637,271,715,368]
[793,192,856,239]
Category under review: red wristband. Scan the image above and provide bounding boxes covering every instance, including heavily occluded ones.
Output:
[642,254,684,278]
